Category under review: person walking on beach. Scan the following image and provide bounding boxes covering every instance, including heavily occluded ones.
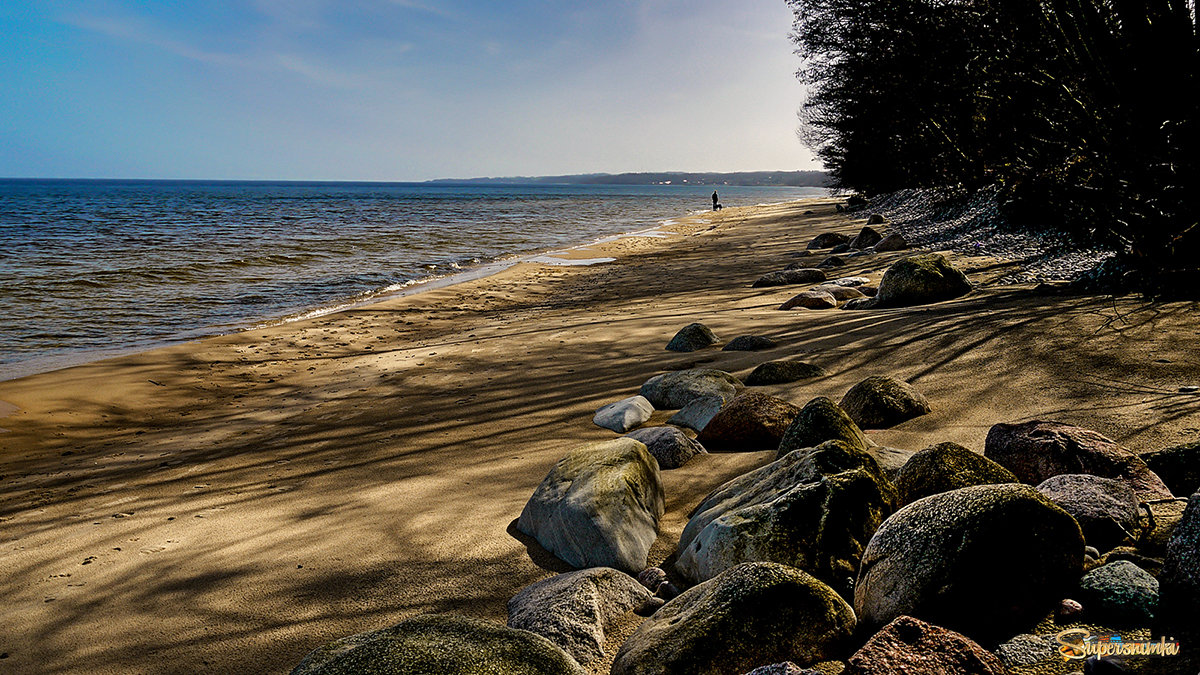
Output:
[712,191,719,210]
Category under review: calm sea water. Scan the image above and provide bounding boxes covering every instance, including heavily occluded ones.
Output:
[0,179,826,380]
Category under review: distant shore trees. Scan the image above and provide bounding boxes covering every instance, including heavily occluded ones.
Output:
[788,0,1199,293]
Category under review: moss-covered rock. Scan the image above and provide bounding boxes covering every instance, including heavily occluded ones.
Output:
[839,375,930,429]
[744,361,828,386]
[696,393,802,451]
[611,562,856,675]
[517,438,664,573]
[289,614,585,675]
[1077,560,1159,626]
[666,322,720,352]
[854,483,1084,644]
[845,254,971,309]
[776,397,869,459]
[676,440,898,599]
[640,369,743,409]
[894,442,1018,505]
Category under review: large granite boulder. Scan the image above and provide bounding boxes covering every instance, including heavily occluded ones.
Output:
[776,396,869,458]
[611,562,856,675]
[289,614,584,675]
[1076,560,1159,626]
[844,615,1007,675]
[640,369,743,409]
[848,226,882,250]
[507,567,662,666]
[895,442,1018,505]
[676,440,898,598]
[1142,441,1200,496]
[839,375,931,429]
[866,446,916,481]
[625,426,706,470]
[984,420,1172,499]
[723,335,778,352]
[668,396,725,432]
[752,269,827,288]
[807,232,850,249]
[778,290,838,310]
[696,393,802,451]
[1036,474,1140,553]
[517,438,665,573]
[854,483,1085,643]
[666,322,720,352]
[1159,492,1200,638]
[845,254,971,309]
[744,361,828,386]
[593,395,654,433]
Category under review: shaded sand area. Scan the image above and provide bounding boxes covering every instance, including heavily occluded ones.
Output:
[2,199,1199,674]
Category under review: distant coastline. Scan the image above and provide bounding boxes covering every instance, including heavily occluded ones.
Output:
[426,170,830,187]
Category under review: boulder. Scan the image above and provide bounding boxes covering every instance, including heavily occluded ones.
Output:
[1159,492,1200,636]
[817,256,846,269]
[666,322,720,352]
[983,420,1173,499]
[839,375,931,429]
[696,393,802,451]
[1036,474,1140,553]
[859,285,878,297]
[895,442,1018,505]
[815,285,866,302]
[807,232,850,250]
[830,243,851,254]
[995,633,1059,669]
[677,440,898,597]
[866,446,916,481]
[723,335,778,352]
[779,290,838,310]
[854,483,1085,643]
[753,269,828,288]
[593,395,654,433]
[640,369,743,409]
[776,396,869,458]
[744,361,828,386]
[611,562,856,675]
[1076,561,1159,625]
[517,438,665,573]
[1142,441,1200,496]
[873,233,908,252]
[866,214,888,225]
[849,226,883,250]
[289,614,584,675]
[625,426,706,470]
[507,567,663,666]
[845,254,971,310]
[667,396,726,433]
[844,615,1007,675]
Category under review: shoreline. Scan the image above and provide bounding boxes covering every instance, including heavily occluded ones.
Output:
[2,198,1198,674]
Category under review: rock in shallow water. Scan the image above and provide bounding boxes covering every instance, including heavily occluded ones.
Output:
[593,395,654,433]
[665,322,720,352]
[611,562,856,675]
[517,438,664,573]
[289,614,584,675]
[624,426,706,469]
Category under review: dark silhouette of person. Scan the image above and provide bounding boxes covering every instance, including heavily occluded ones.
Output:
[712,191,719,210]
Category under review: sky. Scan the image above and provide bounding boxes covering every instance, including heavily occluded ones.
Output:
[0,1,818,181]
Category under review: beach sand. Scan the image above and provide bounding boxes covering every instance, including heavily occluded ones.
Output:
[1,200,1198,674]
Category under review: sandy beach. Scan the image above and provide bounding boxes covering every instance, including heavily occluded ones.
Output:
[1,199,1198,674]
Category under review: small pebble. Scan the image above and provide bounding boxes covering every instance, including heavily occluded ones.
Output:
[1058,598,1083,620]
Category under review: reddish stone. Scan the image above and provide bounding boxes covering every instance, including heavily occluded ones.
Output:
[696,392,801,451]
[845,615,1008,675]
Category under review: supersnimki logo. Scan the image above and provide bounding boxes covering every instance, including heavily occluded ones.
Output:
[1056,628,1181,661]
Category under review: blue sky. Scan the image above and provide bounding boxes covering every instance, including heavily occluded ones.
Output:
[0,1,817,180]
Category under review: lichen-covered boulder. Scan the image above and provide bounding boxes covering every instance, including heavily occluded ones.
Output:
[776,396,869,459]
[744,361,828,386]
[1036,474,1140,554]
[843,615,1007,675]
[752,269,827,288]
[676,440,898,598]
[807,232,850,249]
[983,420,1172,499]
[696,393,802,451]
[895,442,1018,505]
[722,335,778,352]
[667,396,725,433]
[507,567,662,666]
[845,254,971,309]
[611,562,856,675]
[778,290,838,310]
[1077,561,1159,626]
[625,426,706,469]
[666,322,720,352]
[854,483,1085,643]
[640,369,743,409]
[839,375,931,429]
[593,395,654,433]
[517,438,665,573]
[289,614,585,675]
[873,233,908,253]
[849,226,882,250]
[1142,441,1200,496]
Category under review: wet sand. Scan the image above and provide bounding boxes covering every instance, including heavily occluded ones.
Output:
[1,199,1198,674]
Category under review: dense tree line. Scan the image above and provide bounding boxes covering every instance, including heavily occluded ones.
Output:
[788,0,1199,292]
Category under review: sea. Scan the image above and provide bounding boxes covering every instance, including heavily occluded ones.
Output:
[0,179,828,381]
